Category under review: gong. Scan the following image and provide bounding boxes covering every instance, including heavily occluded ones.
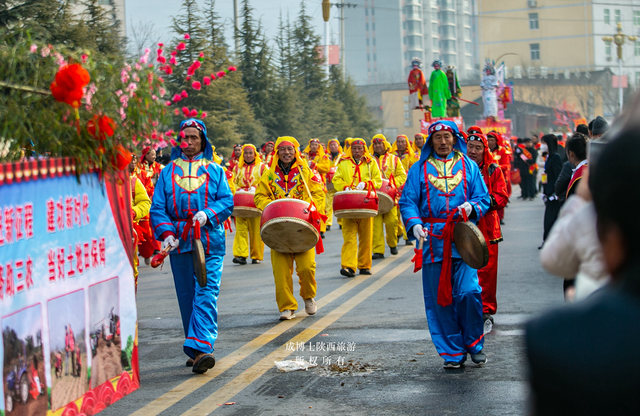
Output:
[192,238,207,288]
[453,221,489,269]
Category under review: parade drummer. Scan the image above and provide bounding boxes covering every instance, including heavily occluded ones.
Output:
[399,120,490,369]
[232,144,266,265]
[261,141,275,167]
[227,144,242,171]
[139,146,164,185]
[332,138,382,277]
[150,118,234,374]
[487,131,512,224]
[392,135,419,246]
[466,132,509,326]
[325,139,343,231]
[370,134,406,259]
[135,148,162,266]
[254,137,325,321]
[129,154,151,288]
[303,138,331,236]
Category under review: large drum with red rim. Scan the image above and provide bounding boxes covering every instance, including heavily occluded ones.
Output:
[260,198,319,253]
[333,190,379,218]
[233,190,262,218]
[377,179,397,215]
[326,166,337,191]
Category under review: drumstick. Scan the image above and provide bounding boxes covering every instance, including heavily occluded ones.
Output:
[150,244,172,268]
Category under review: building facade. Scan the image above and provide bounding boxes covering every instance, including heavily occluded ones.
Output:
[344,0,478,85]
[70,0,126,38]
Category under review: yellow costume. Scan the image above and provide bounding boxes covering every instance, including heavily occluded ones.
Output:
[254,137,325,313]
[391,135,419,242]
[370,135,407,256]
[131,176,151,288]
[325,139,343,228]
[303,139,331,232]
[232,144,267,262]
[332,138,382,273]
[412,133,426,158]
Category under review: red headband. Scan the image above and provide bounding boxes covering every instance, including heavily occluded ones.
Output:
[277,140,295,149]
[428,123,454,135]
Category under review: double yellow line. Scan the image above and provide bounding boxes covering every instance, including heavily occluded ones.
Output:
[132,247,414,416]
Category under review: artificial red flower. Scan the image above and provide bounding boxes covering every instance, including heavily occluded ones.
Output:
[191,81,201,90]
[87,115,116,141]
[177,42,186,51]
[201,112,207,119]
[189,109,198,117]
[228,66,237,72]
[203,76,211,86]
[180,90,188,98]
[184,33,191,40]
[50,63,90,108]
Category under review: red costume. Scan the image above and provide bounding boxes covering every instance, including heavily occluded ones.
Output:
[132,165,159,259]
[468,133,509,315]
[487,132,512,221]
[408,67,429,109]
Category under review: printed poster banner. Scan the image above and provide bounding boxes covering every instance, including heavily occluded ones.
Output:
[0,158,139,416]
[474,119,513,140]
[420,117,464,135]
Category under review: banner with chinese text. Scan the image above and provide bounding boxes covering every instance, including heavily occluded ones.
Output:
[474,119,513,140]
[0,158,139,416]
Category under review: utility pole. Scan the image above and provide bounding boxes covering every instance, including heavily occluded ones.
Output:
[323,0,331,78]
[233,0,240,59]
[603,22,637,113]
[332,2,358,78]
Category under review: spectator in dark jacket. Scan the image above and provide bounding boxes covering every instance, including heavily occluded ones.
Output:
[541,134,563,242]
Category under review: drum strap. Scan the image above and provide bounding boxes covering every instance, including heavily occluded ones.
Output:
[298,169,327,255]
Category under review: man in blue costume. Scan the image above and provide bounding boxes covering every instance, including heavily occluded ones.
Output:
[399,120,491,369]
[150,118,234,374]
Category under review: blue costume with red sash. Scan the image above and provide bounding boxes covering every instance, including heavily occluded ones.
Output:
[399,120,490,364]
[150,119,233,359]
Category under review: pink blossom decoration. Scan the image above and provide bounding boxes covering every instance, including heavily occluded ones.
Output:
[174,109,180,115]
[41,46,50,57]
[81,54,88,63]
[184,33,191,40]
[172,94,182,102]
[30,44,37,53]
[158,42,164,47]
[157,56,166,64]
[170,56,177,65]
[216,71,226,78]
[191,81,202,90]
[180,130,186,138]
[181,90,188,98]
[181,107,190,116]
[180,141,189,148]
[228,66,237,72]
[201,112,207,119]
[170,139,178,147]
[203,76,211,86]
[177,42,186,51]
[165,101,172,106]
[189,109,198,117]
[171,51,177,56]
[165,130,174,136]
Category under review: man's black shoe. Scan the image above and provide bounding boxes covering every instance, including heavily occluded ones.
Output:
[482,313,494,324]
[233,257,247,265]
[500,220,505,225]
[390,246,398,255]
[470,350,487,365]
[372,253,384,260]
[251,259,261,264]
[405,240,413,246]
[326,225,331,231]
[340,268,355,277]
[359,269,372,275]
[321,232,325,239]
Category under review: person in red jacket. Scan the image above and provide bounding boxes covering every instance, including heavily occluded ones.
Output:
[466,133,509,327]
[487,131,511,224]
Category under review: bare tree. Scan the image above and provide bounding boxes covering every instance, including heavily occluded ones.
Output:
[127,19,160,59]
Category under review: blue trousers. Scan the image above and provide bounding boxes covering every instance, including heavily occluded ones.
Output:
[422,259,484,363]
[170,252,222,359]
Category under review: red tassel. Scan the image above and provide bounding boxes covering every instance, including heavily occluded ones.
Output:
[411,237,423,273]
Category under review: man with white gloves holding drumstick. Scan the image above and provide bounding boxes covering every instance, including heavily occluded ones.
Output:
[232,144,267,265]
[332,138,382,277]
[254,137,325,320]
[399,120,491,369]
[150,118,234,374]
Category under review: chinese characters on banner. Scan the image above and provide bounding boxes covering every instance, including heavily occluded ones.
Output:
[474,119,513,140]
[0,158,138,416]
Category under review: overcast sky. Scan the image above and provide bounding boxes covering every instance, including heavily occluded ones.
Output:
[125,0,340,54]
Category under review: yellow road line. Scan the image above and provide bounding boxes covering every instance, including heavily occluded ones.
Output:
[183,258,414,415]
[131,247,411,416]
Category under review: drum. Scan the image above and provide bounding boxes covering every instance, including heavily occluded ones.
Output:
[376,179,397,215]
[233,190,262,218]
[453,221,489,269]
[260,198,319,253]
[326,166,337,191]
[333,190,379,219]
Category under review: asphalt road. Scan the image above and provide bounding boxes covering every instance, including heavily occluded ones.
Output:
[101,193,563,416]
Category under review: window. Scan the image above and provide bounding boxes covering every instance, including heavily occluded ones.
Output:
[635,11,640,26]
[367,54,370,61]
[615,9,621,24]
[530,43,540,60]
[404,112,410,120]
[403,96,409,103]
[367,38,370,46]
[636,72,640,87]
[366,23,369,31]
[404,120,413,127]
[463,0,470,12]
[529,13,539,30]
[464,28,471,39]
[432,22,438,33]
[371,8,375,15]
[373,38,376,46]
[374,53,377,61]
[604,9,610,25]
[433,38,439,49]
[605,43,611,58]
[365,7,368,16]
[635,42,640,57]
[464,15,471,26]
[465,42,472,54]
[372,23,376,31]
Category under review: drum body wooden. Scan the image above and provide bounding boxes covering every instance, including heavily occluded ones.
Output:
[376,179,397,215]
[233,190,262,218]
[326,166,336,191]
[333,190,379,219]
[260,198,319,253]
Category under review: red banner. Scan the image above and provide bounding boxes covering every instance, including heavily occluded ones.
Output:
[474,119,513,140]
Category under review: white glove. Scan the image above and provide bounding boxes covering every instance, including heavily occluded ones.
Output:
[457,202,473,218]
[356,182,366,190]
[193,211,208,227]
[162,235,179,252]
[344,187,351,191]
[248,186,256,192]
[413,226,426,240]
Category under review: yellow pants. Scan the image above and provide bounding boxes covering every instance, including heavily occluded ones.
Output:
[341,217,373,271]
[232,217,264,260]
[271,249,317,312]
[319,192,327,233]
[372,208,399,254]
[133,246,139,292]
[325,189,336,227]
[396,207,408,240]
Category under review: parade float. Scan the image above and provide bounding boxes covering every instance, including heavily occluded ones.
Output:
[0,33,233,415]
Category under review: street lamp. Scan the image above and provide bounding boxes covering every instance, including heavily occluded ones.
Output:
[602,22,637,113]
